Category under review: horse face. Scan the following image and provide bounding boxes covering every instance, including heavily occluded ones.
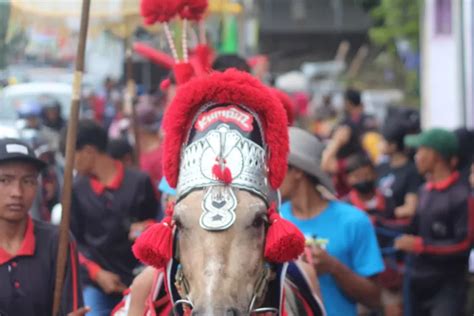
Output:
[174,189,268,315]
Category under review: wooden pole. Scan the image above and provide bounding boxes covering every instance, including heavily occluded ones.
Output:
[52,0,91,315]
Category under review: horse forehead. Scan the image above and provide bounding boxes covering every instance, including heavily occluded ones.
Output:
[175,190,266,218]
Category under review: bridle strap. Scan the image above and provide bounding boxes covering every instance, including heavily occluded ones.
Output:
[173,299,193,315]
[248,263,279,314]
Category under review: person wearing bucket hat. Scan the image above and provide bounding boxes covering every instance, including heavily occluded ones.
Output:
[279,127,384,316]
[0,138,86,316]
[395,127,470,316]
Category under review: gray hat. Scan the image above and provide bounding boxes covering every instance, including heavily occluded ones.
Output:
[288,127,334,194]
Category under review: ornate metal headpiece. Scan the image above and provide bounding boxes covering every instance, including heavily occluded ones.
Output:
[176,103,272,230]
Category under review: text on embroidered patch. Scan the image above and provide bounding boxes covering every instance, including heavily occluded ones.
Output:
[195,106,254,132]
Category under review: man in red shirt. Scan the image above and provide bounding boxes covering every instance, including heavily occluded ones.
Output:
[67,120,158,316]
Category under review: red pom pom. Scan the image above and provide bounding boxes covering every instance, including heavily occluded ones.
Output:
[179,0,208,20]
[173,62,195,85]
[140,0,181,24]
[264,204,305,263]
[212,164,233,184]
[132,205,174,268]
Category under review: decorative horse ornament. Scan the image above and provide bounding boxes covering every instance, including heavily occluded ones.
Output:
[133,69,324,315]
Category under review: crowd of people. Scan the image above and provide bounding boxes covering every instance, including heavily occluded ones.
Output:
[0,52,473,316]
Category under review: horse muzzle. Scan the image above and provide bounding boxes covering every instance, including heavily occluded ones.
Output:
[191,307,244,316]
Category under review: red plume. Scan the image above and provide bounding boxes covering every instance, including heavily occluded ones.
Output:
[179,0,208,21]
[133,42,174,69]
[132,204,175,268]
[160,78,171,91]
[264,204,305,263]
[140,0,181,24]
[173,62,196,85]
[192,44,213,74]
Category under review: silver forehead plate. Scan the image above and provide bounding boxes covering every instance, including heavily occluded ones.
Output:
[176,124,269,202]
[200,186,237,230]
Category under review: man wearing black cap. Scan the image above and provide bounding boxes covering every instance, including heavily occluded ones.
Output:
[0,138,86,316]
[395,128,470,316]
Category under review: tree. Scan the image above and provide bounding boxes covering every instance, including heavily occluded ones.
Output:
[368,0,421,102]
[369,0,420,52]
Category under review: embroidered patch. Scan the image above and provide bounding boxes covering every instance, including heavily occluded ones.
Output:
[6,144,28,155]
[195,106,254,132]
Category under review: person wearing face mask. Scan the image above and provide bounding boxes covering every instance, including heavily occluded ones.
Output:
[345,152,407,316]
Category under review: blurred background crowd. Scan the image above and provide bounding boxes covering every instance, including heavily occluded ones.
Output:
[1,1,474,316]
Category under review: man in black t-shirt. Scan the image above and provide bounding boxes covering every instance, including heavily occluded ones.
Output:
[377,121,423,218]
[67,120,158,316]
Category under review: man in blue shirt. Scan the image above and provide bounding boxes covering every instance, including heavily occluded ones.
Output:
[280,127,384,316]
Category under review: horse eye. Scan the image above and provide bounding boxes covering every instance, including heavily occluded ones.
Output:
[174,217,184,230]
[252,216,265,228]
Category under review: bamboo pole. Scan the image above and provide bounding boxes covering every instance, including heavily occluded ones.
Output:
[52,0,91,315]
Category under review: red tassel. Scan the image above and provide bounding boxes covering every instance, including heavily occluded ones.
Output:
[264,204,305,263]
[132,204,174,268]
[212,163,232,184]
[179,0,208,20]
[140,0,181,24]
[173,62,195,85]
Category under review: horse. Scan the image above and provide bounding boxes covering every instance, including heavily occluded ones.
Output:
[130,69,326,316]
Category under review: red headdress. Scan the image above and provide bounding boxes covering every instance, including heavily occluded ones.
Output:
[133,69,305,268]
[163,69,289,189]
